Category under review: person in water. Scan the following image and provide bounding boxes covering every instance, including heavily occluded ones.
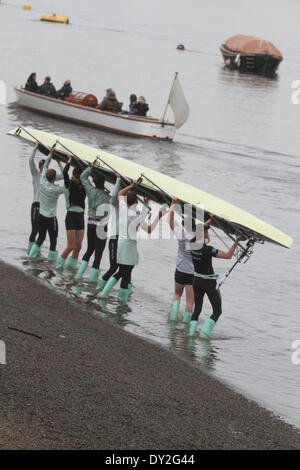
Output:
[27,141,45,254]
[57,80,72,100]
[168,198,195,323]
[28,149,65,261]
[96,174,121,292]
[56,155,86,270]
[189,226,244,338]
[38,76,58,98]
[75,163,121,282]
[25,73,39,93]
[99,181,164,302]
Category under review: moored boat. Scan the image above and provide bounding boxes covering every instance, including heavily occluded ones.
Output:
[220,35,283,76]
[14,73,189,141]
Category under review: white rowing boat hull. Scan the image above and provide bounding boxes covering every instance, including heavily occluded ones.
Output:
[14,87,176,141]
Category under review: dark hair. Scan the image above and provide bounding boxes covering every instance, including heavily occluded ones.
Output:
[127,190,138,206]
[73,167,82,178]
[130,94,137,103]
[93,174,105,189]
[46,169,56,182]
[182,216,196,232]
[28,72,36,80]
[38,159,45,169]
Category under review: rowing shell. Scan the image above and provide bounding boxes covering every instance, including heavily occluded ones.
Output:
[9,127,293,249]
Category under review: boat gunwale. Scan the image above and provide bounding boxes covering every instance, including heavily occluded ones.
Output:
[220,44,283,61]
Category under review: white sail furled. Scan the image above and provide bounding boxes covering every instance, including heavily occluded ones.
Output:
[168,75,189,129]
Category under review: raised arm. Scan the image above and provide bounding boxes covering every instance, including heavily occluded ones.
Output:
[80,166,94,197]
[63,154,72,188]
[216,237,244,259]
[110,175,121,205]
[118,181,136,200]
[29,141,39,177]
[168,197,180,231]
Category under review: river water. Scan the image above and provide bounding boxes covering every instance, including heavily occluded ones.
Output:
[0,0,300,431]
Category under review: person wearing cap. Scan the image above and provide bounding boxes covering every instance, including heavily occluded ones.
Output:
[97,89,122,113]
[188,223,244,338]
[57,80,72,100]
[38,76,58,98]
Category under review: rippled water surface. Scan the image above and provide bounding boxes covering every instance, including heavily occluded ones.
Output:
[0,0,300,429]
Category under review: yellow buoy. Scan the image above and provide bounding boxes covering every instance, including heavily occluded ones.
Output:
[40,14,69,24]
[23,5,32,10]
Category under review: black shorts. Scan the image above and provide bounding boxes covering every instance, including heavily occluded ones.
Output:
[174,269,194,285]
[65,211,85,231]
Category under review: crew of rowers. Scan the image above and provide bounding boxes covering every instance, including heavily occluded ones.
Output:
[25,73,149,116]
[27,144,242,338]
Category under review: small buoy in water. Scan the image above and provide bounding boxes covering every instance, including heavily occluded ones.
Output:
[40,14,69,24]
[23,5,32,10]
[177,44,185,50]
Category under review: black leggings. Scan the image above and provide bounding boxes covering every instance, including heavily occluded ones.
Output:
[191,277,222,323]
[29,202,40,243]
[36,214,58,251]
[82,224,107,269]
[102,236,119,281]
[113,264,134,289]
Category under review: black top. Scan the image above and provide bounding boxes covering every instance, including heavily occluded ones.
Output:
[25,77,38,93]
[130,102,149,116]
[58,84,73,100]
[64,163,86,210]
[38,82,58,98]
[190,240,218,275]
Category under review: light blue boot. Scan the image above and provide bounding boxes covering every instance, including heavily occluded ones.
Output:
[28,243,41,259]
[75,260,88,280]
[96,277,107,291]
[128,283,133,296]
[182,312,192,323]
[89,268,100,282]
[118,288,129,302]
[27,241,34,255]
[56,256,65,269]
[200,318,216,339]
[170,300,180,321]
[48,250,58,262]
[67,257,78,269]
[188,320,198,336]
[98,276,118,298]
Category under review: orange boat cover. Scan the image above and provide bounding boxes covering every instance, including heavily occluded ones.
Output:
[225,35,283,58]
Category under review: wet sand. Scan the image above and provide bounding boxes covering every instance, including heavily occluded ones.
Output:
[0,259,299,450]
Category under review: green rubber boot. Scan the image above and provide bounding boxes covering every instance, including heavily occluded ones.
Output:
[56,256,65,269]
[98,276,118,298]
[128,283,133,296]
[89,268,100,282]
[170,300,180,321]
[27,241,34,255]
[67,257,78,269]
[96,277,107,291]
[75,260,88,280]
[188,320,198,336]
[200,318,216,339]
[182,312,192,324]
[28,243,41,259]
[48,250,58,262]
[118,288,129,302]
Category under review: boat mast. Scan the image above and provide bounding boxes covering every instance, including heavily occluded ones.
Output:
[161,72,178,125]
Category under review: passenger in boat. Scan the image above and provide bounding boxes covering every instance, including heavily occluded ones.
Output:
[121,94,137,115]
[98,182,164,302]
[57,80,72,100]
[75,163,121,282]
[38,76,58,98]
[28,148,65,261]
[56,155,86,270]
[168,198,195,323]
[130,96,149,117]
[25,73,39,93]
[189,227,244,338]
[97,89,122,113]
